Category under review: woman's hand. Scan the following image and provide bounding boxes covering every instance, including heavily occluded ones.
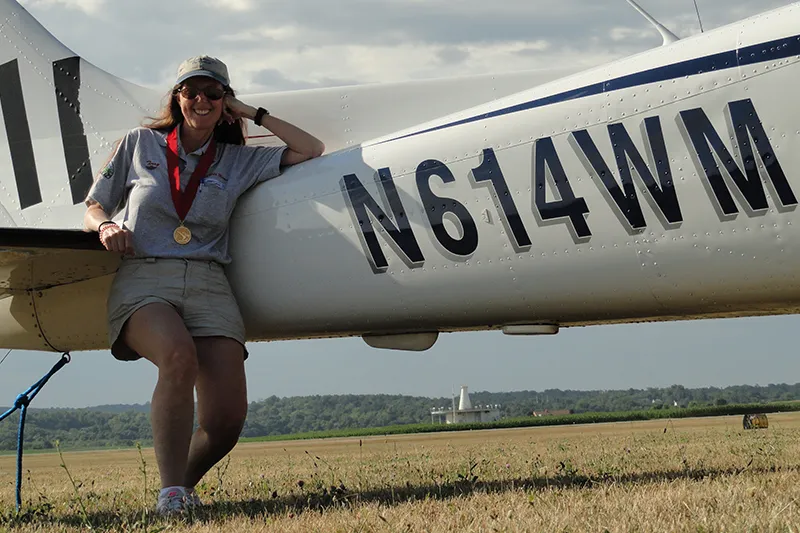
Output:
[99,223,134,255]
[222,95,255,125]
[222,95,325,164]
[85,202,135,255]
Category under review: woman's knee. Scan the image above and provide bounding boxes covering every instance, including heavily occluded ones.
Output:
[203,406,247,445]
[156,340,199,385]
[123,303,197,382]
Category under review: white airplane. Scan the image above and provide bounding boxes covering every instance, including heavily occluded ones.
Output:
[0,0,796,354]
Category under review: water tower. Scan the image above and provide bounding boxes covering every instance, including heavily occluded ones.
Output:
[430,385,501,424]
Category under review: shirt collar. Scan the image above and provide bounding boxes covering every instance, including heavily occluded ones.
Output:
[156,124,213,158]
[177,123,214,157]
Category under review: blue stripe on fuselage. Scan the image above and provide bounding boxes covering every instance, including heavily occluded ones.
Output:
[377,34,800,144]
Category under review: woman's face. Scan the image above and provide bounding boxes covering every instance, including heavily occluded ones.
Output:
[176,76,225,132]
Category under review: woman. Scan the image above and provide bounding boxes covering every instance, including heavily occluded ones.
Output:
[84,56,324,515]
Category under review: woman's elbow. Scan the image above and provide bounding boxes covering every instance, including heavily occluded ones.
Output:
[82,212,98,233]
[310,140,325,158]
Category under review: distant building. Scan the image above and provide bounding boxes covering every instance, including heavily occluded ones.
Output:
[531,409,573,417]
[430,386,501,424]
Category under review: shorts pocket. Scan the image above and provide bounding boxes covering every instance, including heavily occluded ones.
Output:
[114,261,146,280]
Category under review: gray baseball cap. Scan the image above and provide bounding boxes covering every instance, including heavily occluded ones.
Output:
[175,56,230,87]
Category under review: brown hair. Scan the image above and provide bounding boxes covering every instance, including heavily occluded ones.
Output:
[142,84,247,145]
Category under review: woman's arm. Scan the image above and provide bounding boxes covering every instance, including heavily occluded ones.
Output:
[83,130,137,254]
[84,201,134,254]
[84,201,112,232]
[260,113,325,165]
[224,97,325,166]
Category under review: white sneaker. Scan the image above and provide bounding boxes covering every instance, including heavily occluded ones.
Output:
[185,487,203,507]
[156,487,188,516]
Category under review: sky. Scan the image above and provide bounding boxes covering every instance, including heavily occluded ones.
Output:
[0,0,798,409]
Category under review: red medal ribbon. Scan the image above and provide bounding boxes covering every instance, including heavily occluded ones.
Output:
[166,127,217,222]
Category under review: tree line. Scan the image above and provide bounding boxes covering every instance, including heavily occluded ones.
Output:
[1,382,798,451]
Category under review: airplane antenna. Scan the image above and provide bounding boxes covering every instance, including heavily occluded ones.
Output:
[625,0,680,46]
[692,0,705,33]
[0,349,11,369]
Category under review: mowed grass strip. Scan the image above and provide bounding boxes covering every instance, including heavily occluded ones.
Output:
[1,413,799,531]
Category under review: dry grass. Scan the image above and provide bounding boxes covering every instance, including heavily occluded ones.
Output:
[2,413,800,531]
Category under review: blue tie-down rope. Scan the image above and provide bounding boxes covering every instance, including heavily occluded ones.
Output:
[0,353,70,512]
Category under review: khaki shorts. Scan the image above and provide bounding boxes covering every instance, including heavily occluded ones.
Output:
[107,257,247,361]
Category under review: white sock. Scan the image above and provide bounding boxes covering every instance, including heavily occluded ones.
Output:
[159,486,185,498]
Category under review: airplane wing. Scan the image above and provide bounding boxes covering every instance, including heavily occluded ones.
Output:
[0,229,118,352]
[242,67,582,154]
[0,229,117,294]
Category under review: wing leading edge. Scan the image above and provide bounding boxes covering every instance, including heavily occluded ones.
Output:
[0,229,117,351]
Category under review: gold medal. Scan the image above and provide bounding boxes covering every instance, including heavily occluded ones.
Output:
[173,224,192,245]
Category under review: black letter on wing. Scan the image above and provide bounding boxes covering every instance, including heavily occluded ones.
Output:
[572,129,647,232]
[0,59,42,209]
[533,136,591,242]
[53,57,93,205]
[417,159,478,258]
[610,118,682,226]
[470,148,531,252]
[342,168,424,274]
[679,98,797,217]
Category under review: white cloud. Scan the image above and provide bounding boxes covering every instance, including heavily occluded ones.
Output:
[17,0,796,94]
[218,25,302,44]
[198,0,252,11]
[229,39,568,93]
[609,27,652,42]
[20,0,104,15]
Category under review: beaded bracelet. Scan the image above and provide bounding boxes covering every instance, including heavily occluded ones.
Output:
[98,221,118,243]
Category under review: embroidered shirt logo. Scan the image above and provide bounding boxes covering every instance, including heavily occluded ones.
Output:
[202,177,226,190]
[201,172,227,190]
[100,162,114,179]
[145,160,160,170]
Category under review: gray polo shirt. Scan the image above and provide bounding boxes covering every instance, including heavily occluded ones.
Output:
[86,125,286,264]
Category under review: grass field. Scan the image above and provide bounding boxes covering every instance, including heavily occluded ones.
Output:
[2,412,800,531]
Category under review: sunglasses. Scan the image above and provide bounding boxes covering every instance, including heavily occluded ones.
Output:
[176,85,227,101]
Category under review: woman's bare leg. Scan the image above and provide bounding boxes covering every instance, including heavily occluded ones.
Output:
[183,336,247,488]
[122,302,198,488]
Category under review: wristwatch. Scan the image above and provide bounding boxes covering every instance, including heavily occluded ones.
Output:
[254,107,270,125]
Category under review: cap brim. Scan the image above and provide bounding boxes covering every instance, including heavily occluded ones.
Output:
[175,70,229,86]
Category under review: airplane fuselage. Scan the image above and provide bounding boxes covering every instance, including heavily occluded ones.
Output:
[227,4,800,341]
